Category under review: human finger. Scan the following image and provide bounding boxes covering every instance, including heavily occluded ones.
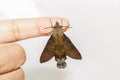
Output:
[0,43,26,74]
[0,17,69,43]
[0,68,24,80]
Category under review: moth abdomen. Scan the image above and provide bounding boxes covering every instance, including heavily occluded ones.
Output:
[55,57,67,69]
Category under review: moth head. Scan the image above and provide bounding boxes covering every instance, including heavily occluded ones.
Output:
[44,21,70,30]
[54,22,62,28]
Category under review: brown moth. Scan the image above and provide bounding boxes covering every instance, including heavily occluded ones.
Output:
[40,22,82,69]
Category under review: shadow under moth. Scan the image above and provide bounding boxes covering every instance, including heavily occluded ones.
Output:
[40,22,82,69]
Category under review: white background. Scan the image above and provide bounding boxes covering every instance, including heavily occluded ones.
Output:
[0,0,120,80]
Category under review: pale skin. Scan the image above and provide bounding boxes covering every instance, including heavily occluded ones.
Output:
[0,17,69,80]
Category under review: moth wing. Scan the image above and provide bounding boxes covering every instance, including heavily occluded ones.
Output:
[40,36,55,63]
[63,34,82,59]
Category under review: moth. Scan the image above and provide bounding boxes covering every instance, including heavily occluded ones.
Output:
[40,22,82,69]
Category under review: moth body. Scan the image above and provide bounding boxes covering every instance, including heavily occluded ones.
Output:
[40,22,82,69]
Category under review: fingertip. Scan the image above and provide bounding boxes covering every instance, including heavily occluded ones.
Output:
[0,43,26,74]
[14,43,26,66]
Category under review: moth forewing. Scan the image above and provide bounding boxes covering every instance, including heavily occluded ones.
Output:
[63,34,82,60]
[40,36,55,63]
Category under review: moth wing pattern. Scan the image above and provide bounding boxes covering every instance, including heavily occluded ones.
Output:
[40,36,55,63]
[63,34,82,59]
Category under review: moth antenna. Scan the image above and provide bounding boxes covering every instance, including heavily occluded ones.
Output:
[61,18,63,26]
[44,18,54,29]
[49,17,53,27]
[62,26,72,28]
[61,19,71,28]
[62,26,72,31]
[44,27,54,29]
